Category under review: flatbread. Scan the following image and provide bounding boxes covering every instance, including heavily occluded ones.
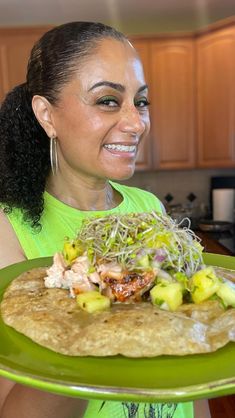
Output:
[1,266,235,357]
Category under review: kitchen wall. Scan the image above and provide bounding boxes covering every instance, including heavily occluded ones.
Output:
[122,167,235,216]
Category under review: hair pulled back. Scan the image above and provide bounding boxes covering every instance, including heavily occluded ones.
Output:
[0,22,127,228]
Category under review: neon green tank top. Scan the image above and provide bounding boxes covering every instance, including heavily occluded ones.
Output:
[7,182,163,259]
[6,181,194,418]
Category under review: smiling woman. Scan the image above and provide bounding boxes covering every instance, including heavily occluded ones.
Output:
[0,21,208,418]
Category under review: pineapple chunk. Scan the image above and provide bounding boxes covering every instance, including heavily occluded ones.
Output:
[216,279,235,308]
[189,267,220,304]
[63,240,83,264]
[76,291,111,313]
[150,282,183,311]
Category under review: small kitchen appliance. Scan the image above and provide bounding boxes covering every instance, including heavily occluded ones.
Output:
[210,176,235,224]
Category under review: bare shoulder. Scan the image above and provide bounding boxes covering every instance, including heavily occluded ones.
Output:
[0,210,26,269]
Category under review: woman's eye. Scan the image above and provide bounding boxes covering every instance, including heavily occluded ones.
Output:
[96,96,119,107]
[135,98,150,109]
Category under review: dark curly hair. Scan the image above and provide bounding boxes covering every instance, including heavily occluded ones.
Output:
[0,21,127,229]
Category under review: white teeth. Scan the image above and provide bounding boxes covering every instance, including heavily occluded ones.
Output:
[104,144,136,152]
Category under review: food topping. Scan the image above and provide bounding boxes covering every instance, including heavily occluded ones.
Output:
[101,270,156,302]
[44,212,235,313]
[76,291,111,313]
[189,266,221,304]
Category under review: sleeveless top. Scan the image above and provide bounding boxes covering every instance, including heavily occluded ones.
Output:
[7,181,163,258]
[6,181,194,418]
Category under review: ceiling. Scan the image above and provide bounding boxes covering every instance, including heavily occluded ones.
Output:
[1,0,235,34]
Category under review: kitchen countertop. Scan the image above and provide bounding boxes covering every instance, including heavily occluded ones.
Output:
[195,230,233,256]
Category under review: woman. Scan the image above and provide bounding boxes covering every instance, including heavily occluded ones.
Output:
[0,22,210,418]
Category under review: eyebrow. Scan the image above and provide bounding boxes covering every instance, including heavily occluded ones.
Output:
[88,81,148,93]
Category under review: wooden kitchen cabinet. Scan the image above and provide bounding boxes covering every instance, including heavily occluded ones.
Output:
[130,39,152,170]
[131,37,196,170]
[149,37,196,169]
[196,26,235,167]
[0,27,50,103]
[0,47,4,100]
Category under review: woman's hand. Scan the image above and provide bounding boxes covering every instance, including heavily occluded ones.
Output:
[0,380,88,418]
[194,399,211,418]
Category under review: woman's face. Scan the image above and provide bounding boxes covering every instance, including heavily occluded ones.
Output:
[50,38,150,182]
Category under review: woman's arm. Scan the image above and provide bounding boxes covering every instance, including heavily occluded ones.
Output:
[0,378,15,413]
[0,211,26,269]
[194,399,211,418]
[0,383,87,418]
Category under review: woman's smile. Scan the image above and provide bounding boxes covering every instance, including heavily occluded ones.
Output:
[103,143,138,156]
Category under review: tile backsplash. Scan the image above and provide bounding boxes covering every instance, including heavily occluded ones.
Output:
[122,167,235,215]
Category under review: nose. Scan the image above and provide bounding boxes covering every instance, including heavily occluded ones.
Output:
[119,103,149,137]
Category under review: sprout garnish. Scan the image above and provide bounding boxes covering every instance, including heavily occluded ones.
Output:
[74,212,203,277]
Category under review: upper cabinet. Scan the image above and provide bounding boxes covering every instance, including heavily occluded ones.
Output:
[150,38,195,169]
[130,39,152,170]
[196,26,235,167]
[0,27,50,102]
[131,36,195,170]
[0,46,4,100]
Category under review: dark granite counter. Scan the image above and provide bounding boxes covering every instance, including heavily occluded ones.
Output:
[195,230,234,256]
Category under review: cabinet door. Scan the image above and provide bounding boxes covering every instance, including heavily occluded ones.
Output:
[0,46,5,101]
[0,28,50,103]
[130,39,152,170]
[197,27,235,167]
[150,38,195,169]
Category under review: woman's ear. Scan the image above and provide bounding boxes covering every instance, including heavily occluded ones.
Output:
[31,95,56,138]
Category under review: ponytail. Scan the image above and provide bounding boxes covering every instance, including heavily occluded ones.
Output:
[0,83,51,229]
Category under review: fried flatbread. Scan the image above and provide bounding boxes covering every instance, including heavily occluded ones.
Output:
[1,266,235,357]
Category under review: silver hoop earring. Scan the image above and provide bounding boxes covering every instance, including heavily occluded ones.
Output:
[50,136,58,175]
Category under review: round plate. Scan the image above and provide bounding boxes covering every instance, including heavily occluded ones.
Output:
[0,254,235,403]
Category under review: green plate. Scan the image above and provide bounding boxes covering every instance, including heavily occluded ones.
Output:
[0,253,235,403]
